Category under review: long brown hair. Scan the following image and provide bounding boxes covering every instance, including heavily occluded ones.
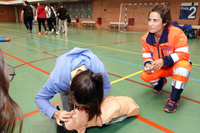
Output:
[0,49,23,133]
[149,4,171,28]
[69,69,103,121]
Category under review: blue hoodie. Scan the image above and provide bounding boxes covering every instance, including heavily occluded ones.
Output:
[35,47,111,119]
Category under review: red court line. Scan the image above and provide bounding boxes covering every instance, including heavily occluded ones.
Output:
[3,51,50,75]
[23,101,62,119]
[134,115,175,133]
[14,56,57,68]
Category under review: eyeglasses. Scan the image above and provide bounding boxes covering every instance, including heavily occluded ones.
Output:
[76,106,90,113]
[70,100,90,112]
[8,64,16,82]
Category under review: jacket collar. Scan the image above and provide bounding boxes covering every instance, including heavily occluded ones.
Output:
[146,27,169,45]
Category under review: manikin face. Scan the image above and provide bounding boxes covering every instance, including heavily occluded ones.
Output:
[148,12,166,36]
[65,108,88,132]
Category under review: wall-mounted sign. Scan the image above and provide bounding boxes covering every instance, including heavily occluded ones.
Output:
[179,2,198,19]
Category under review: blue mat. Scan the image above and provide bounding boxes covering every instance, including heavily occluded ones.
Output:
[0,36,10,42]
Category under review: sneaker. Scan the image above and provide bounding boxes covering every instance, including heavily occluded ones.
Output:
[44,31,48,35]
[164,98,179,113]
[38,32,41,35]
[153,78,167,93]
[56,31,60,35]
[51,29,54,33]
[27,30,30,33]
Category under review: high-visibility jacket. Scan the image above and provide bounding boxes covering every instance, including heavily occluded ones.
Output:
[141,25,190,67]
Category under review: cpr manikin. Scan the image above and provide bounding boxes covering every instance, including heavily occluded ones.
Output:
[63,96,140,133]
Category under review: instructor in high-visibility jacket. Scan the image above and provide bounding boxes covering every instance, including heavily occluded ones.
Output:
[140,5,191,113]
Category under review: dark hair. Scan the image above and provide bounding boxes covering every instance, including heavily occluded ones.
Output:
[38,2,43,7]
[58,2,62,7]
[148,4,171,28]
[24,1,30,6]
[46,2,51,8]
[69,69,103,121]
[0,49,23,133]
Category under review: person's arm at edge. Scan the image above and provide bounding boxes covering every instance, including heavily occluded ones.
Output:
[100,64,111,98]
[21,10,24,20]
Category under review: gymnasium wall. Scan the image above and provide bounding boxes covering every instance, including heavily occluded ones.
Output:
[0,0,199,32]
[0,5,16,22]
[96,0,200,32]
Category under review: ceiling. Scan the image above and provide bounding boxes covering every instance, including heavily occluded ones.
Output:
[0,0,89,5]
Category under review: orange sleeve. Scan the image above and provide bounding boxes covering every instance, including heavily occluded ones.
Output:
[142,36,154,65]
[174,29,190,61]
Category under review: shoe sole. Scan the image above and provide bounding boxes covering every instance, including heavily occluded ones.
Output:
[163,103,179,113]
[164,108,176,113]
[153,79,167,93]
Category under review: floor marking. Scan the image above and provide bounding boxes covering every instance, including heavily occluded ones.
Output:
[134,115,175,133]
[3,51,50,75]
[111,70,143,84]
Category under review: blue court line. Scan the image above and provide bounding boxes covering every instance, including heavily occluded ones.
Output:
[34,40,69,49]
[96,55,144,68]
[189,77,200,82]
[33,41,200,82]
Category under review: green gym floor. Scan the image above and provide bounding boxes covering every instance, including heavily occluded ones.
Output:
[0,22,200,133]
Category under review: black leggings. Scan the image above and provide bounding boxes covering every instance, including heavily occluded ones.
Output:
[37,18,46,32]
[24,17,33,30]
[47,18,54,31]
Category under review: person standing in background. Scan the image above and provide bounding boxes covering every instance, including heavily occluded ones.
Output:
[21,1,33,33]
[45,2,55,34]
[56,2,68,36]
[37,2,47,35]
[53,5,59,32]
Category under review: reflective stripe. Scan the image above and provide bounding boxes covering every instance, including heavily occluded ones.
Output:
[149,82,158,87]
[170,53,179,63]
[149,78,159,83]
[143,53,152,58]
[173,67,190,77]
[173,75,189,83]
[144,59,153,63]
[148,78,159,87]
[175,47,189,53]
[172,79,187,89]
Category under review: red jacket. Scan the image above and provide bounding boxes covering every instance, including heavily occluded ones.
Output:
[141,25,190,67]
[37,6,46,19]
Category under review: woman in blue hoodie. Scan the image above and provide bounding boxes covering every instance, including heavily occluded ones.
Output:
[35,47,111,131]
